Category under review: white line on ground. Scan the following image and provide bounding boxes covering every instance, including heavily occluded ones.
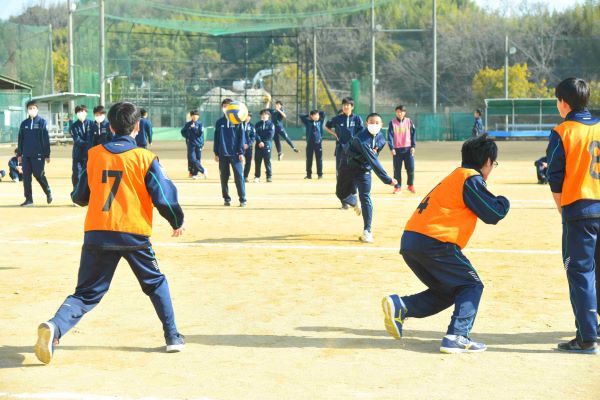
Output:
[0,238,560,255]
[0,393,216,400]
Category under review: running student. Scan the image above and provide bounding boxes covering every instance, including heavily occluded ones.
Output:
[241,113,255,183]
[546,77,600,354]
[214,98,246,206]
[17,100,52,206]
[336,113,396,243]
[181,109,207,179]
[34,102,186,364]
[269,100,299,160]
[254,109,275,183]
[300,110,325,179]
[387,105,416,194]
[382,134,509,353]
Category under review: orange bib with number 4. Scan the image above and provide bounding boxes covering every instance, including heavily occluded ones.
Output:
[554,120,600,206]
[404,168,480,249]
[84,145,156,236]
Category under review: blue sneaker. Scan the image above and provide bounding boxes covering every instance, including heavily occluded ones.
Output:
[557,338,598,354]
[166,333,185,353]
[382,294,407,339]
[440,335,487,354]
[34,322,58,364]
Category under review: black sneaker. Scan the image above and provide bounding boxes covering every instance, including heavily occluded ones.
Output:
[318,175,323,180]
[166,333,185,353]
[224,201,231,207]
[267,177,272,182]
[20,200,33,207]
[304,176,312,180]
[341,203,349,210]
[293,148,299,153]
[46,193,53,204]
[278,153,283,161]
[557,338,598,354]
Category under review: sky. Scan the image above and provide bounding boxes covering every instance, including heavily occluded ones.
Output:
[0,0,591,21]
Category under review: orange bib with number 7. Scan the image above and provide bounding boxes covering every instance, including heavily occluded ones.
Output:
[84,145,156,236]
[554,120,600,206]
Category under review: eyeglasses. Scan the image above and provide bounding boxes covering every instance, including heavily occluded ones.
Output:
[493,161,499,168]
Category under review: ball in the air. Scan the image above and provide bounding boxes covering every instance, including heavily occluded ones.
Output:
[225,101,248,125]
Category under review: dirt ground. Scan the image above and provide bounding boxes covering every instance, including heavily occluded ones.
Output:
[0,140,599,400]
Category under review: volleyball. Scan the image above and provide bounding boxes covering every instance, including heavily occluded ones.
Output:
[225,101,249,125]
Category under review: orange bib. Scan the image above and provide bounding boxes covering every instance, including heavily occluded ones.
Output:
[405,168,480,249]
[84,145,156,236]
[554,120,600,206]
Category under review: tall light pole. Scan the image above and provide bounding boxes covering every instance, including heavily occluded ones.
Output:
[67,0,75,113]
[370,0,376,112]
[432,0,437,113]
[313,29,318,109]
[99,0,106,105]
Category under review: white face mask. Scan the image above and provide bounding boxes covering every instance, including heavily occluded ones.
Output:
[261,117,269,122]
[27,108,38,118]
[77,111,87,122]
[367,124,381,135]
[95,115,105,123]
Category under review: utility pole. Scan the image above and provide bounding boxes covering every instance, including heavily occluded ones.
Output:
[432,0,437,113]
[313,30,318,109]
[99,0,106,105]
[504,35,509,99]
[370,0,376,112]
[49,24,55,94]
[67,0,75,113]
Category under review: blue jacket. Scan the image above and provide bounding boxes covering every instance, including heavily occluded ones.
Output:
[181,120,205,148]
[136,117,153,147]
[8,156,20,171]
[345,128,393,184]
[70,119,93,160]
[213,116,244,157]
[472,117,484,136]
[72,135,184,250]
[326,113,364,146]
[89,120,112,148]
[300,112,326,144]
[254,120,275,145]
[17,116,50,158]
[241,121,256,148]
[546,109,600,220]
[269,108,286,129]
[402,163,510,252]
[387,117,416,151]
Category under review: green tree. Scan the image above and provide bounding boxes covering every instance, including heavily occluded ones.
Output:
[472,63,552,104]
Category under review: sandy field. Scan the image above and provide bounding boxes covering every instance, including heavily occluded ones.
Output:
[0,140,599,400]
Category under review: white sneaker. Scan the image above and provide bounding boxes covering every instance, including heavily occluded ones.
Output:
[192,175,199,180]
[353,203,362,216]
[203,169,208,179]
[359,230,374,243]
[253,177,260,183]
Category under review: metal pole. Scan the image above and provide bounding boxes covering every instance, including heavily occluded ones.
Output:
[49,24,55,94]
[68,0,75,113]
[432,0,437,113]
[312,29,317,110]
[504,35,509,99]
[99,0,106,105]
[370,0,376,112]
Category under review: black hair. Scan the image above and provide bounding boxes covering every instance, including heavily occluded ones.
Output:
[14,148,18,155]
[366,112,381,122]
[461,134,498,169]
[474,108,482,115]
[341,97,355,107]
[275,100,283,106]
[260,109,270,116]
[309,110,319,116]
[93,105,106,114]
[107,102,141,136]
[26,100,37,108]
[75,104,87,113]
[139,108,148,117]
[221,98,233,107]
[395,105,406,111]
[190,109,199,116]
[555,77,589,111]
[247,112,252,117]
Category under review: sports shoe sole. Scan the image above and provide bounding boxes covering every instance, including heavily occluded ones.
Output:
[440,345,487,354]
[557,346,598,354]
[353,204,362,216]
[34,322,55,364]
[381,296,402,339]
[166,343,185,353]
